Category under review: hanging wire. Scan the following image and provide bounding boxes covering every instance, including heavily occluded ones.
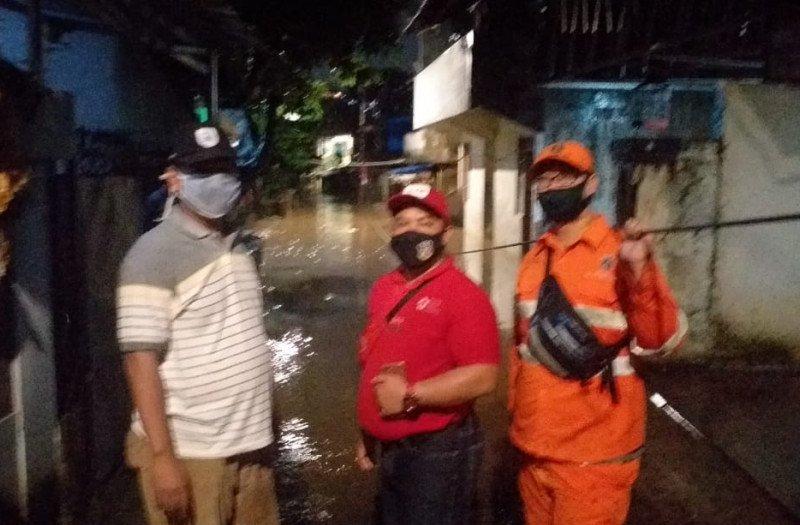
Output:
[454,212,800,256]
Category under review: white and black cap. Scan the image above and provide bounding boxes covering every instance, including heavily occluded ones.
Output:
[169,123,237,175]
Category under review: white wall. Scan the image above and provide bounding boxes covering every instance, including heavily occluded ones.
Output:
[717,83,800,351]
[412,31,473,130]
[490,125,523,328]
[462,136,485,284]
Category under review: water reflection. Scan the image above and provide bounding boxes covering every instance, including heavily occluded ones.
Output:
[256,198,800,525]
[270,328,315,386]
[278,417,322,464]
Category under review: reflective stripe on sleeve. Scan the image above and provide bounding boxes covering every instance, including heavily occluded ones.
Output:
[630,309,688,358]
[574,305,628,331]
[517,299,537,318]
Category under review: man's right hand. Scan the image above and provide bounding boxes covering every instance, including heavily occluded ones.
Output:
[355,438,375,472]
[152,452,193,522]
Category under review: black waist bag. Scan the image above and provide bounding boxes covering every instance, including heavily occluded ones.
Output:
[529,249,628,402]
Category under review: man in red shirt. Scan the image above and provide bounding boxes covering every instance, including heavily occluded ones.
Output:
[355,183,500,525]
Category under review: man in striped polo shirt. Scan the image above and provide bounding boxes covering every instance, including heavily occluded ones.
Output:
[118,124,278,525]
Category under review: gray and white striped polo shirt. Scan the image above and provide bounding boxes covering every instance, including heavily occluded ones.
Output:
[117,206,273,458]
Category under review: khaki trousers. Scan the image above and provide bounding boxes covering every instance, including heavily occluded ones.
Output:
[125,432,280,525]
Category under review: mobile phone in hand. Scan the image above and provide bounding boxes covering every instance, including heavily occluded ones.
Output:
[380,361,406,378]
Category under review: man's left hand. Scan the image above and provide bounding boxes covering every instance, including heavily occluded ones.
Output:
[372,372,408,417]
[620,219,653,281]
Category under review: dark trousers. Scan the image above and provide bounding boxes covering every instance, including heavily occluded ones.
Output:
[376,414,484,525]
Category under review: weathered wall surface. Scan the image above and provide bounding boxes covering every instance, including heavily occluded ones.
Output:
[716,83,800,354]
[633,144,721,355]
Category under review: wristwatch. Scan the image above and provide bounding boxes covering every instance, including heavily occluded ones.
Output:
[403,384,420,416]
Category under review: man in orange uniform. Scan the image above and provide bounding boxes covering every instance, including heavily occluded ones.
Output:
[510,140,687,524]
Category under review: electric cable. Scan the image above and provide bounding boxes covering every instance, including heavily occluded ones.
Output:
[454,212,800,256]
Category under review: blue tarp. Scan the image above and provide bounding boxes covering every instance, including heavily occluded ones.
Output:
[220,108,265,169]
[388,163,433,175]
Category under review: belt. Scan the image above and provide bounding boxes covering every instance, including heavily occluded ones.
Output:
[379,412,477,451]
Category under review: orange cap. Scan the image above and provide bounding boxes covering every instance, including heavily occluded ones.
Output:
[530,140,595,176]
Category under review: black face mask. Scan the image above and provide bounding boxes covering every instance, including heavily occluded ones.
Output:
[538,182,591,223]
[390,231,445,270]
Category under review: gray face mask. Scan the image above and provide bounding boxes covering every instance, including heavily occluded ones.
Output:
[178,172,241,219]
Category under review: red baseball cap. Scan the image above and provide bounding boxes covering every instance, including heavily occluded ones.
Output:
[388,183,450,223]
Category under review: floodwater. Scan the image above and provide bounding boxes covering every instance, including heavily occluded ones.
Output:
[255,196,798,525]
[93,195,799,525]
[257,198,393,524]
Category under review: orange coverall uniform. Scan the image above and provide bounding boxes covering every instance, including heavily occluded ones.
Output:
[510,213,687,524]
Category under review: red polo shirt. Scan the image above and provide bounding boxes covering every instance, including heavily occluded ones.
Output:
[357,257,500,442]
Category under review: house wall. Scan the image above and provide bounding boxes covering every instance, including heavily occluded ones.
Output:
[0,5,185,516]
[2,170,59,520]
[413,31,473,129]
[537,86,721,224]
[0,6,184,137]
[541,83,800,357]
[489,124,523,327]
[537,85,725,353]
[716,83,800,354]
[632,144,721,355]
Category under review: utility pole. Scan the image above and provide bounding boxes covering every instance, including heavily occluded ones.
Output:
[357,91,369,204]
[210,50,220,120]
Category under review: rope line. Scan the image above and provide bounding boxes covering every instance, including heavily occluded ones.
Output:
[454,212,800,256]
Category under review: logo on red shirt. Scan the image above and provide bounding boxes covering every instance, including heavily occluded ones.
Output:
[415,296,442,315]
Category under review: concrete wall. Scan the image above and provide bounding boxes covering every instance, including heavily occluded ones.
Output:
[538,86,721,224]
[633,144,721,355]
[462,136,486,284]
[716,83,800,353]
[631,84,800,356]
[489,124,523,328]
[413,31,473,129]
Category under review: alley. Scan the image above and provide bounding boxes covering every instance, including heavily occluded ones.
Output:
[255,197,797,525]
[4,2,800,524]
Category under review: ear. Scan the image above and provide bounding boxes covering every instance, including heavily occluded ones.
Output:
[163,167,181,194]
[584,172,599,198]
[441,225,453,246]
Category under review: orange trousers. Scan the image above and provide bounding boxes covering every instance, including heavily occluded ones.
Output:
[518,458,640,525]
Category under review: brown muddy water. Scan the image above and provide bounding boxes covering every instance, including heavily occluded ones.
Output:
[256,198,798,525]
[81,197,798,525]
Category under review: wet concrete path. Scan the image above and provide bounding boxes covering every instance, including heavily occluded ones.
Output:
[256,197,798,525]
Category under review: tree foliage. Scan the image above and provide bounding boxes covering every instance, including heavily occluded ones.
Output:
[226,0,416,195]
